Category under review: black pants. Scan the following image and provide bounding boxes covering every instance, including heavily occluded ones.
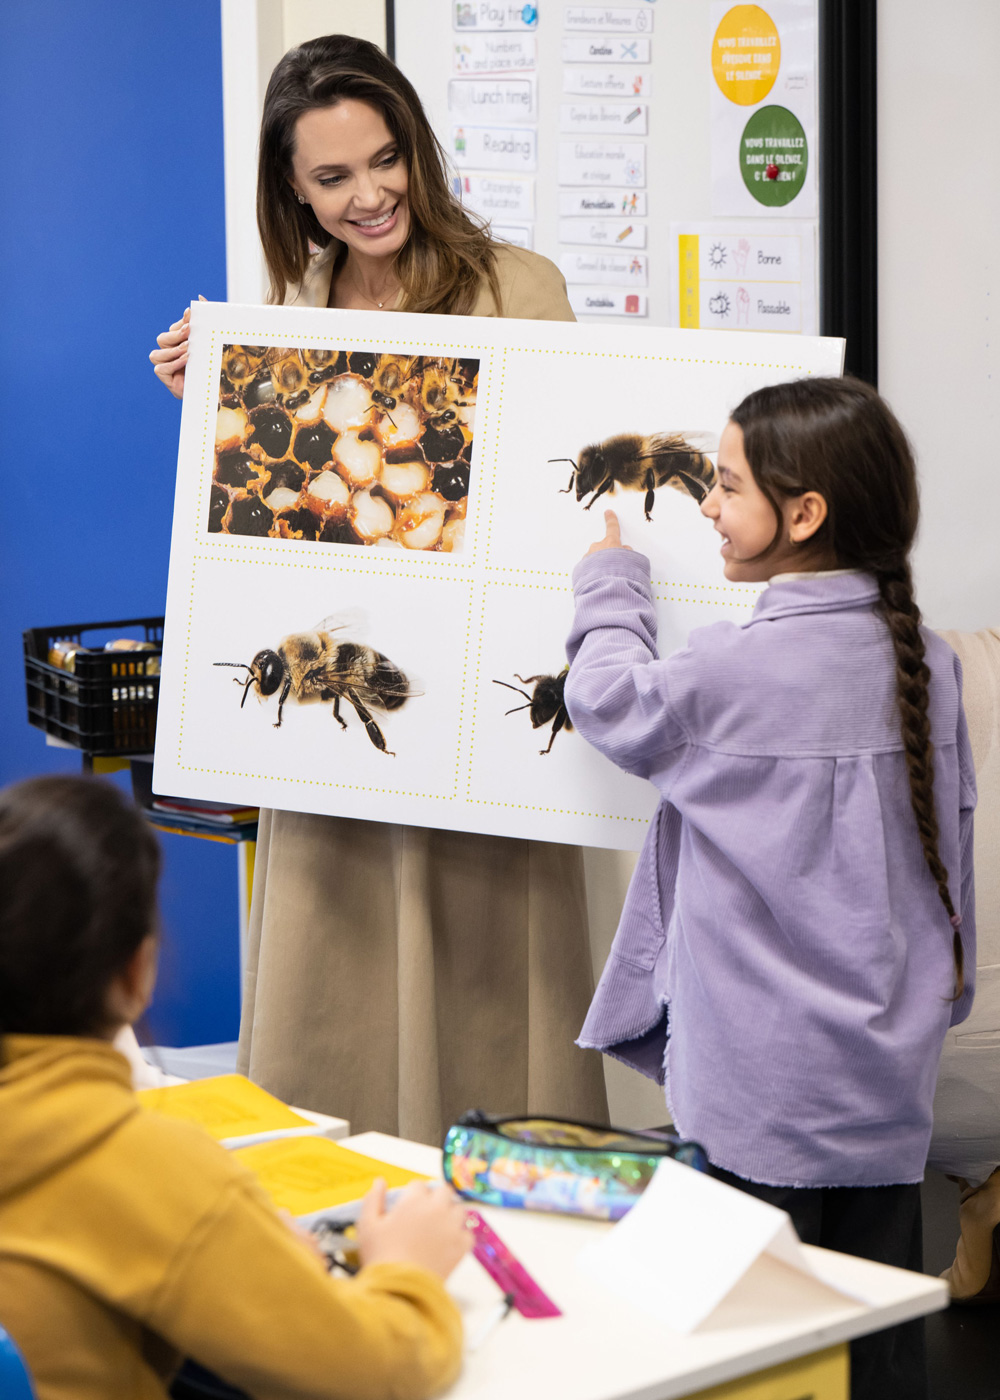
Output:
[710,1167,927,1400]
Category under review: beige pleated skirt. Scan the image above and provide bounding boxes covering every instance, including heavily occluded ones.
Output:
[237,809,610,1145]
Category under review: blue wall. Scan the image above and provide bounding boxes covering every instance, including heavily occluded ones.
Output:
[0,2,239,1045]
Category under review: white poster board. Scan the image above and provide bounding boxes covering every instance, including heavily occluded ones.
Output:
[154,301,843,851]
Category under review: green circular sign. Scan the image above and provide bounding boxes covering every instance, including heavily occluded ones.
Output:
[740,105,808,206]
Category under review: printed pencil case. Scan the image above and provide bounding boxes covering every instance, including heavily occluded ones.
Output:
[442,1109,707,1222]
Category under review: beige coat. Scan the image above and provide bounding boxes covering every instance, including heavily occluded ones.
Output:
[238,242,609,1145]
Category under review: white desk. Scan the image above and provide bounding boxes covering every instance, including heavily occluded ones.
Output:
[343,1132,949,1400]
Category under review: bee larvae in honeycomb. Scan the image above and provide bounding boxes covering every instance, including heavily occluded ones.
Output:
[293,386,328,424]
[394,491,446,550]
[377,401,421,446]
[323,375,374,432]
[263,485,301,513]
[350,489,395,542]
[216,405,248,453]
[333,430,381,487]
[441,516,465,553]
[381,460,430,502]
[306,470,350,516]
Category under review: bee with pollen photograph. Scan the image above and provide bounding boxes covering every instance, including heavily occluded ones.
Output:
[493,668,572,755]
[550,430,717,521]
[215,625,412,754]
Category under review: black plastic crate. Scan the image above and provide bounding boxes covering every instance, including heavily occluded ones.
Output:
[23,616,164,756]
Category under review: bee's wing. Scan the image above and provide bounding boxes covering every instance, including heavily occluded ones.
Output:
[313,608,367,636]
[323,664,419,709]
[644,430,719,457]
[644,432,718,501]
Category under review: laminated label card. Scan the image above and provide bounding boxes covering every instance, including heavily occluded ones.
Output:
[155,303,842,850]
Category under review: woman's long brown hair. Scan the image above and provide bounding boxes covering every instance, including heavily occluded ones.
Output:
[257,34,501,314]
[730,376,963,997]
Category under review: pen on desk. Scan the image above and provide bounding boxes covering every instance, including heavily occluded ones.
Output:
[467,1293,515,1352]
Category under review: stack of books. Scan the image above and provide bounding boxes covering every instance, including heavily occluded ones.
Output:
[146,795,258,840]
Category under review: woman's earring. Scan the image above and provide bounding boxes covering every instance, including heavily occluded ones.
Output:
[296,193,307,205]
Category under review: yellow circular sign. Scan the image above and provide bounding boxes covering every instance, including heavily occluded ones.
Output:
[712,5,781,106]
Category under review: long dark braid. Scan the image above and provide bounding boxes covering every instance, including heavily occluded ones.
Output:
[731,377,964,996]
[875,563,963,996]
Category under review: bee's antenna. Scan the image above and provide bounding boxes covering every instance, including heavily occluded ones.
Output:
[240,675,256,708]
[548,457,579,495]
[493,679,532,705]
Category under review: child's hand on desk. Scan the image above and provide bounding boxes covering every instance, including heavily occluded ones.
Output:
[584,510,632,557]
[358,1178,472,1280]
[277,1209,330,1268]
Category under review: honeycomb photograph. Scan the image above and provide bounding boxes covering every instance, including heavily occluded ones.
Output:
[209,347,477,553]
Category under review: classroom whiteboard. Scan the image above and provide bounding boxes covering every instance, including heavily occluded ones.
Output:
[395,1,819,330]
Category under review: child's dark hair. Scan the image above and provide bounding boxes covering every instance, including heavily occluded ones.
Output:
[730,376,963,995]
[0,775,161,1041]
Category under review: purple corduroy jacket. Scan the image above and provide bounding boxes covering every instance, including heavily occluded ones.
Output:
[566,551,977,1188]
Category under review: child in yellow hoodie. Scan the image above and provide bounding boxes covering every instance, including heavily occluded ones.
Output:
[0,775,468,1400]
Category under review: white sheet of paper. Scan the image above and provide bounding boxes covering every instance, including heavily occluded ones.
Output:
[564,5,654,33]
[562,35,651,63]
[577,1158,848,1333]
[560,101,649,136]
[563,66,651,98]
[454,2,538,32]
[154,304,842,849]
[561,250,648,287]
[452,124,537,171]
[559,140,646,187]
[569,288,648,317]
[453,173,535,220]
[559,189,647,217]
[452,32,537,74]
[449,78,536,124]
[559,218,646,248]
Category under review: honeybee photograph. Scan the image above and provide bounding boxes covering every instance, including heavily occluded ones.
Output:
[209,346,477,554]
[172,557,473,810]
[469,582,658,828]
[487,348,778,591]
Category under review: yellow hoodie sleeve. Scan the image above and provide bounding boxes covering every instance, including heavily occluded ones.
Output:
[148,1175,463,1400]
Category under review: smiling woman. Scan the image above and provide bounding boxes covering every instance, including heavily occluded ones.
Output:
[257,36,505,316]
[150,35,606,1144]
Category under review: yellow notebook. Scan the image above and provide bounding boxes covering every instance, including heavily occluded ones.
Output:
[233,1136,428,1218]
[138,1074,315,1143]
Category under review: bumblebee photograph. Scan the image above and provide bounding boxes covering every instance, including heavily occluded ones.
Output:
[550,430,718,521]
[208,346,477,553]
[215,624,413,754]
[493,669,572,755]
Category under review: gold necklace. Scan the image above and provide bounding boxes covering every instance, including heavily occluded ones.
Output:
[350,264,396,310]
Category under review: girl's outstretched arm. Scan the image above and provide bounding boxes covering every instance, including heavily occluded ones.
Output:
[565,512,688,781]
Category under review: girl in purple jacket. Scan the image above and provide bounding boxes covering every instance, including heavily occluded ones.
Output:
[566,376,975,1400]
